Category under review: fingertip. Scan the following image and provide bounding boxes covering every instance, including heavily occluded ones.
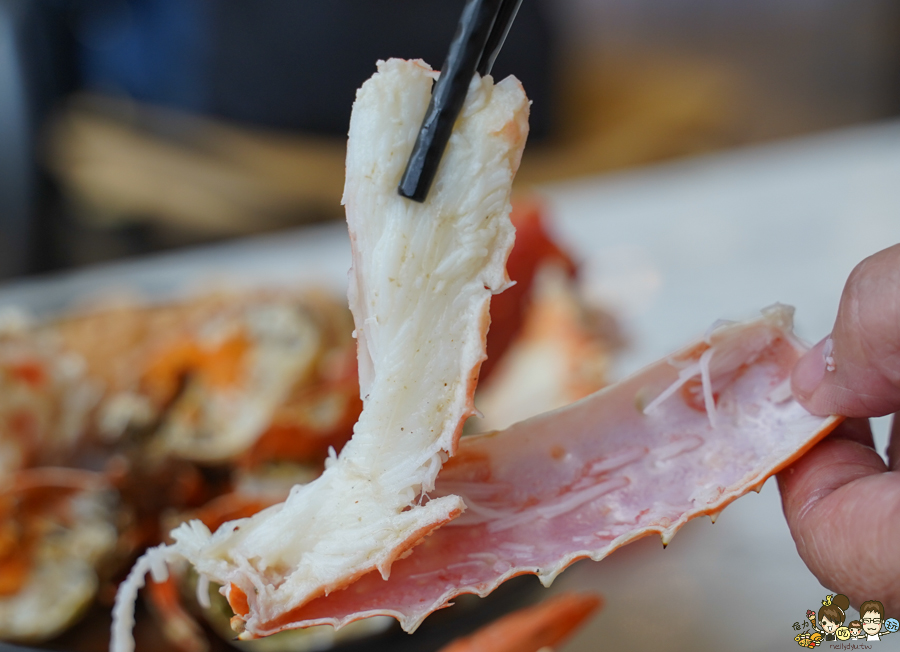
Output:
[793,337,900,419]
[814,244,900,418]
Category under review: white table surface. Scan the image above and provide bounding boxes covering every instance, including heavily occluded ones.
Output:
[3,120,900,651]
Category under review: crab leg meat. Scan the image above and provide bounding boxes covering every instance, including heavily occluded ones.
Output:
[111,58,528,650]
[234,305,839,633]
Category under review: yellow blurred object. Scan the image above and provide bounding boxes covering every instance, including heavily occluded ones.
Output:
[45,95,347,236]
[516,53,746,184]
[44,52,747,240]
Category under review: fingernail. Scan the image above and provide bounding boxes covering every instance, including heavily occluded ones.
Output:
[792,337,829,399]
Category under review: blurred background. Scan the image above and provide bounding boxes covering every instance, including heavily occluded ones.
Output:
[2,0,900,280]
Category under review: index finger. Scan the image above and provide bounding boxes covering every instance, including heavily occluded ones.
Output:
[791,243,900,418]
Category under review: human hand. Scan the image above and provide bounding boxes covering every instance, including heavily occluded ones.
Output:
[778,243,900,615]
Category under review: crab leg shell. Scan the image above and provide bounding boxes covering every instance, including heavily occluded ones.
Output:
[246,305,839,634]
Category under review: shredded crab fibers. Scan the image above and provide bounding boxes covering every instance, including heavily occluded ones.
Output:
[110,58,529,651]
[236,305,839,634]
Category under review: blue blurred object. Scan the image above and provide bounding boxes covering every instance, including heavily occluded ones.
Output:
[73,0,556,137]
[76,0,210,111]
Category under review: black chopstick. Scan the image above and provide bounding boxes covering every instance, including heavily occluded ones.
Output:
[477,0,523,77]
[398,0,523,203]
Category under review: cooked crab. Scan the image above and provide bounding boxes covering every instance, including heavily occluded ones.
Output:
[0,468,117,642]
[111,59,838,651]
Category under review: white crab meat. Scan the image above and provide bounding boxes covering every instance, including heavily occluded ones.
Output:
[111,58,529,650]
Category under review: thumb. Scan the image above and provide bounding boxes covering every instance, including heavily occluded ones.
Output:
[792,243,900,417]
